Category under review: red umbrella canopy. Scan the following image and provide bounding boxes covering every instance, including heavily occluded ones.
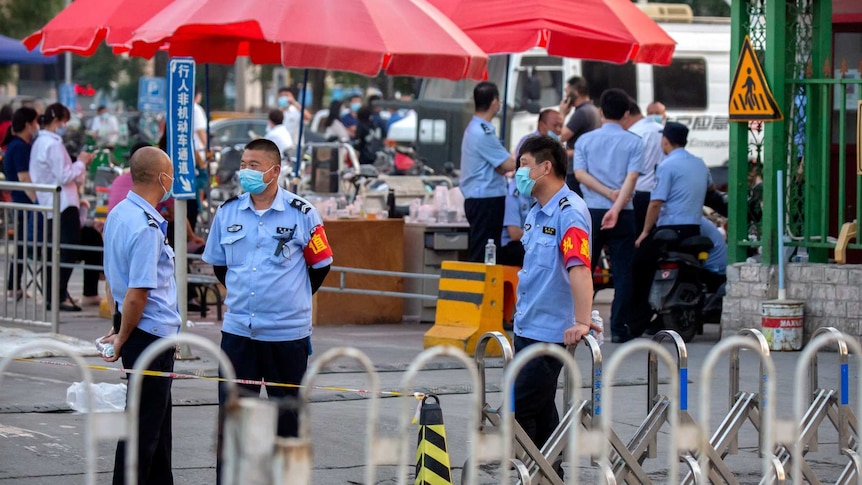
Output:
[126,0,488,80]
[23,0,174,56]
[428,0,676,65]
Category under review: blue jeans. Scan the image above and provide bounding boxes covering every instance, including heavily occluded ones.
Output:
[589,209,635,338]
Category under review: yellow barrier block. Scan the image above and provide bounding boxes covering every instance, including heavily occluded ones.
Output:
[423,261,518,356]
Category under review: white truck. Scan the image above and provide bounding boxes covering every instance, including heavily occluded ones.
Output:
[387,4,732,170]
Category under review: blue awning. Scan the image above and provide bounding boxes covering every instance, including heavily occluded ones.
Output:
[0,35,58,65]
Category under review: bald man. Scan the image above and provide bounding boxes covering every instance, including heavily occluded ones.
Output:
[646,101,667,124]
[102,146,180,485]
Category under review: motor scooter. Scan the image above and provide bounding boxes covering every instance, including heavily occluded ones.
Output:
[648,229,722,342]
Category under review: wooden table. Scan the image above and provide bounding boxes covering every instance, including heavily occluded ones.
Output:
[313,218,404,325]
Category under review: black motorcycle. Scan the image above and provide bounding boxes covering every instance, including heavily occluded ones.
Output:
[648,229,724,342]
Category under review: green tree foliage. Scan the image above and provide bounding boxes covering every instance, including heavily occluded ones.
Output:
[0,0,65,84]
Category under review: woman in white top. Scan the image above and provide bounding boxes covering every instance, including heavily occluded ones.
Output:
[323,100,352,142]
[29,103,94,311]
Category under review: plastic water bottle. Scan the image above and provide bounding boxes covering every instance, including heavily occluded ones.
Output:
[94,338,115,358]
[590,310,604,346]
[484,239,496,265]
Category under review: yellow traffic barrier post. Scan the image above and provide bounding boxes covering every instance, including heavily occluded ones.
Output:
[414,394,453,485]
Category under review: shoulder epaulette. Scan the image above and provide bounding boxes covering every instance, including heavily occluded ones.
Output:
[481,123,493,135]
[559,197,571,210]
[290,198,311,214]
[220,195,239,208]
[144,212,160,229]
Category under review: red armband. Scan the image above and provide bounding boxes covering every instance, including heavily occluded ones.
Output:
[560,227,590,267]
[303,225,333,266]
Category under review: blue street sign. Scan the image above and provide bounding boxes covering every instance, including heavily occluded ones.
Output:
[138,77,166,113]
[166,58,196,200]
[59,83,76,111]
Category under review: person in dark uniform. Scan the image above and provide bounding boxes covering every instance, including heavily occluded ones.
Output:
[460,82,516,262]
[203,139,333,482]
[101,147,181,485]
[512,135,598,463]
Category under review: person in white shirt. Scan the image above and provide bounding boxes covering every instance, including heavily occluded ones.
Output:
[623,99,665,235]
[29,103,94,311]
[89,105,120,147]
[264,109,295,160]
[277,86,312,143]
[193,91,208,159]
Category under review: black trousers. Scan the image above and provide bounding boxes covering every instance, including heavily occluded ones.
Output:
[498,240,525,267]
[633,191,651,237]
[6,210,32,291]
[589,209,636,339]
[113,328,175,485]
[45,206,80,303]
[79,226,103,297]
[631,224,701,335]
[464,196,505,263]
[513,335,565,448]
[216,333,310,484]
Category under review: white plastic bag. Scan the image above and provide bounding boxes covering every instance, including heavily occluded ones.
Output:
[66,381,127,413]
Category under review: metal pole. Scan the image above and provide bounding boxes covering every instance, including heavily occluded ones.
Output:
[175,199,196,360]
[51,189,61,333]
[205,64,211,153]
[293,69,309,180]
[64,0,72,88]
[777,169,785,300]
[500,54,511,144]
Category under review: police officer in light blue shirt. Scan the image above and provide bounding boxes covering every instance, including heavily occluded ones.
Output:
[511,135,598,459]
[460,82,516,262]
[632,122,709,336]
[203,139,333,467]
[573,88,642,342]
[101,147,179,485]
[498,179,532,266]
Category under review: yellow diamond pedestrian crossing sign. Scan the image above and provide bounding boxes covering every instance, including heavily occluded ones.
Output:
[729,36,783,121]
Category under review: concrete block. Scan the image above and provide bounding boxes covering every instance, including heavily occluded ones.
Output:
[728,282,751,298]
[837,286,859,301]
[785,264,801,281]
[787,284,808,299]
[799,265,825,283]
[812,284,836,301]
[849,268,862,286]
[825,267,849,285]
[846,302,862,318]
[806,300,825,317]
[751,283,771,298]
[741,298,760,313]
[824,301,846,318]
[740,265,760,282]
[726,264,742,282]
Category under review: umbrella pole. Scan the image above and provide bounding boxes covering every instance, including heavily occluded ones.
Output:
[205,64,211,153]
[293,68,309,183]
[500,54,511,144]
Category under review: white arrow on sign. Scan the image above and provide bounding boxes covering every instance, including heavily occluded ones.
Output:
[180,177,193,193]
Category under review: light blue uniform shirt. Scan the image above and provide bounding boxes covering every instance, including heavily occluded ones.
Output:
[514,185,592,343]
[459,116,510,199]
[103,191,181,337]
[699,217,727,274]
[573,123,643,210]
[652,148,709,226]
[203,188,334,342]
[501,179,533,246]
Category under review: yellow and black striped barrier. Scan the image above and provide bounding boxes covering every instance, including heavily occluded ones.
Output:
[414,394,452,485]
[423,261,517,356]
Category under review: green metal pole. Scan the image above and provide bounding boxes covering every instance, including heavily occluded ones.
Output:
[808,0,833,263]
[761,0,788,266]
[728,0,750,264]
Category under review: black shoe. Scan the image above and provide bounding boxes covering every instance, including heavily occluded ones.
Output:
[187,300,202,312]
[59,302,82,312]
[611,334,632,344]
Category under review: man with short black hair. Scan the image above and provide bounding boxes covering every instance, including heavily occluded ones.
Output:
[574,88,642,343]
[512,134,597,460]
[559,76,601,190]
[264,109,294,159]
[460,82,516,262]
[514,108,563,157]
[203,139,333,479]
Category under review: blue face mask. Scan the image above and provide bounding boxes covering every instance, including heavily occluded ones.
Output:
[648,114,664,124]
[55,126,67,137]
[548,131,560,141]
[350,102,362,112]
[159,172,173,203]
[278,96,289,108]
[238,166,275,195]
[515,166,537,197]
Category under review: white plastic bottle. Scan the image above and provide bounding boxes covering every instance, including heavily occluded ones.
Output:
[590,310,604,346]
[484,239,496,265]
[94,338,115,358]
